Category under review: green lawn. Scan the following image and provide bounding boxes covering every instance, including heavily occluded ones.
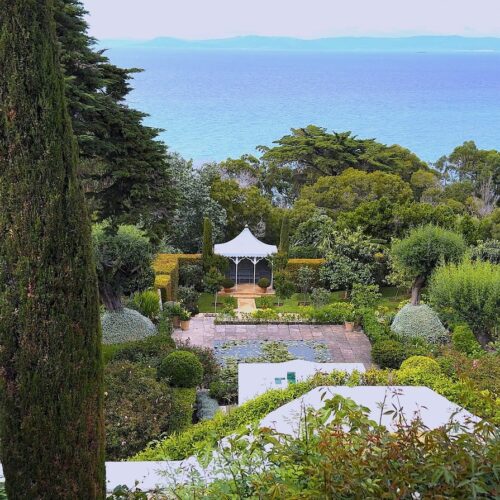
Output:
[255,286,407,313]
[198,293,233,313]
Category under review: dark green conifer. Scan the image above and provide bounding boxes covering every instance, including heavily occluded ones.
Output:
[279,215,290,255]
[202,217,214,262]
[0,1,105,497]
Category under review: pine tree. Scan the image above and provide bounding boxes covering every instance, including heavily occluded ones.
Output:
[0,1,105,497]
[54,0,177,240]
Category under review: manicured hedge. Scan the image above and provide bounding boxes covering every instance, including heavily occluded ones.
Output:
[133,365,499,461]
[286,258,325,276]
[154,254,202,301]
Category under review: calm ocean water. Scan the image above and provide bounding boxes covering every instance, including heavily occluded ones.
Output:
[106,48,500,163]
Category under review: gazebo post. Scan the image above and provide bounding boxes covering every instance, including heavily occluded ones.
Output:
[270,260,274,289]
[235,258,239,290]
[253,257,257,285]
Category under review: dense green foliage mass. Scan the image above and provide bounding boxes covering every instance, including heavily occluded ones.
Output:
[157,351,204,388]
[0,1,104,496]
[55,0,177,238]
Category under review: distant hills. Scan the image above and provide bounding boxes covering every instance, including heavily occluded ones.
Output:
[100,35,500,52]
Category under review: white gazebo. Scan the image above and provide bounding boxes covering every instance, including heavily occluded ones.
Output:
[214,225,277,286]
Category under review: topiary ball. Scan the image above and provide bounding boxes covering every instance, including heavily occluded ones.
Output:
[400,355,441,375]
[371,340,407,369]
[391,304,448,344]
[101,307,156,345]
[157,350,204,388]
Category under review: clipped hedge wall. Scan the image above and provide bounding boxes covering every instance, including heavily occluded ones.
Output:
[286,258,325,277]
[154,254,202,301]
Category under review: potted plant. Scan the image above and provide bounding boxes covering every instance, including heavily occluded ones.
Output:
[168,302,183,328]
[344,309,356,332]
[179,309,192,331]
[222,277,235,293]
[258,277,270,293]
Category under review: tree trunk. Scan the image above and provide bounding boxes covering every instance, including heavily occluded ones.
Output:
[410,275,426,305]
[0,1,105,497]
[99,281,123,312]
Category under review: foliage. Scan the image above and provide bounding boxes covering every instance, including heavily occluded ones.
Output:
[157,351,204,388]
[201,217,214,265]
[278,215,290,255]
[390,224,466,305]
[273,271,295,305]
[134,366,499,462]
[101,308,156,345]
[371,340,407,369]
[177,286,200,315]
[301,167,413,214]
[258,277,270,289]
[180,396,499,499]
[391,304,448,344]
[295,265,317,299]
[451,324,484,357]
[196,391,220,422]
[209,359,239,405]
[222,278,235,289]
[320,229,383,293]
[178,263,204,290]
[400,355,441,375]
[93,224,155,310]
[303,303,354,324]
[310,287,331,308]
[179,309,191,322]
[359,309,390,343]
[169,388,196,434]
[350,283,382,309]
[203,267,225,295]
[257,296,276,309]
[104,361,173,460]
[0,2,105,494]
[429,259,500,344]
[175,343,221,388]
[471,239,500,264]
[129,290,160,321]
[107,331,175,367]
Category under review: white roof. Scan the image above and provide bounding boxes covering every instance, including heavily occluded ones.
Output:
[238,361,365,404]
[260,386,478,436]
[214,226,277,258]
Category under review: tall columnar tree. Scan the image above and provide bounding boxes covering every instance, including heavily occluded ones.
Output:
[202,217,214,262]
[391,225,466,306]
[279,215,290,255]
[0,1,104,497]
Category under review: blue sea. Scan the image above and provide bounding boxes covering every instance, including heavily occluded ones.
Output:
[106,48,500,163]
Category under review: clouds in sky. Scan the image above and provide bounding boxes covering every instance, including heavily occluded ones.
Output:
[82,0,500,40]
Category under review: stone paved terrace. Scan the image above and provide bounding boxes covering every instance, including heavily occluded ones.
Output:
[173,315,372,367]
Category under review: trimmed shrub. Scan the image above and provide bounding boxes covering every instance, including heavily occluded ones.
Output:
[101,308,156,344]
[177,343,221,387]
[157,351,204,388]
[196,391,220,421]
[304,302,354,324]
[108,332,175,367]
[258,277,270,289]
[400,356,441,375]
[371,340,406,369]
[129,290,160,321]
[221,278,235,289]
[168,388,196,433]
[391,304,448,344]
[359,308,389,343]
[451,324,484,357]
[104,361,174,460]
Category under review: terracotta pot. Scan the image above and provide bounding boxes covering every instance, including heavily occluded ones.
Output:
[344,321,354,332]
[224,287,233,293]
[180,320,190,331]
[172,316,180,328]
[259,287,267,293]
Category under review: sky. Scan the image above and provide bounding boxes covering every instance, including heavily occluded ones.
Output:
[83,0,500,40]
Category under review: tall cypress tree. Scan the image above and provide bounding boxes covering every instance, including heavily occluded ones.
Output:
[0,1,105,497]
[279,215,290,255]
[202,217,214,263]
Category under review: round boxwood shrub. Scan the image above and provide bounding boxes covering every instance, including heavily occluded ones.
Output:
[371,340,407,369]
[101,307,156,344]
[391,304,448,344]
[157,351,204,388]
[258,277,270,289]
[222,278,235,289]
[400,355,441,375]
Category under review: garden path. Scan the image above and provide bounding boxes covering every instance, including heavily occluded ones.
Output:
[173,315,372,367]
[237,298,257,313]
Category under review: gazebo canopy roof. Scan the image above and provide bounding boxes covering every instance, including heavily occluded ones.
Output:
[214,225,277,258]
